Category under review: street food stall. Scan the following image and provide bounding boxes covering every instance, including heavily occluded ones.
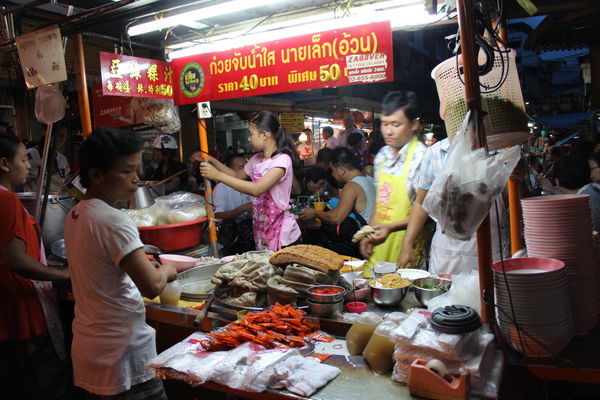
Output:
[3,0,600,399]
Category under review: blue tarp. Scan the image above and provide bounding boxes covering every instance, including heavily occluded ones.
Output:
[533,111,594,128]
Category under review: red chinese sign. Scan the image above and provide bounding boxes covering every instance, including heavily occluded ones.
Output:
[100,52,174,98]
[172,21,393,105]
[92,84,133,128]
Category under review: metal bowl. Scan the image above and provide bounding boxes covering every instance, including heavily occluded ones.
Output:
[411,277,452,308]
[307,285,347,303]
[306,298,344,318]
[370,284,409,307]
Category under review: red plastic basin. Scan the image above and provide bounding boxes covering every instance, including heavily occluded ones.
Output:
[138,217,207,251]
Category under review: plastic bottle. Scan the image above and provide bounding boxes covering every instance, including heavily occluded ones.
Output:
[362,320,397,374]
[345,313,381,355]
[159,280,181,305]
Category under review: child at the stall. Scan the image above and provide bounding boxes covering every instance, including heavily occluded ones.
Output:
[195,111,301,250]
[0,134,71,399]
[64,128,177,399]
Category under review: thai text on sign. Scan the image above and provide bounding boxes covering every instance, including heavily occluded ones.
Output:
[100,52,174,98]
[172,21,393,105]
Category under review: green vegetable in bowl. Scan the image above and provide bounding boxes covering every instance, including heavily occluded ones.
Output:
[420,283,441,290]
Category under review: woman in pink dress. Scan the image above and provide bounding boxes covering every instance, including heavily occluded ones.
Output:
[196,111,301,251]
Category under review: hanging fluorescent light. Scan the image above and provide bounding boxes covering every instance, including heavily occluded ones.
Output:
[128,0,285,37]
[166,0,447,60]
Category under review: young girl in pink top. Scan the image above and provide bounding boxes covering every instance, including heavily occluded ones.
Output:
[198,111,301,250]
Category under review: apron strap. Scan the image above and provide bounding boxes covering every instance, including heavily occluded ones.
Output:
[401,136,419,176]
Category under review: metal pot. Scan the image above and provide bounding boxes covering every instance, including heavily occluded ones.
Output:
[129,183,165,209]
[17,192,75,249]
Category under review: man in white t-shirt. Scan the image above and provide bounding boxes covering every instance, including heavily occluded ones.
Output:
[213,154,254,253]
[64,128,176,399]
[322,126,338,149]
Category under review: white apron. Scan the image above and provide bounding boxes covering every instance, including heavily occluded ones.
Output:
[429,197,508,276]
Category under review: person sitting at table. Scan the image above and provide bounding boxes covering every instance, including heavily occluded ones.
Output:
[212,154,254,254]
[298,147,375,257]
[315,147,339,196]
[539,154,600,232]
[348,131,367,171]
[145,134,188,194]
[292,166,327,196]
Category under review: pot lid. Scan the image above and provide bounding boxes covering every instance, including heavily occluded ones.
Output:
[430,305,481,334]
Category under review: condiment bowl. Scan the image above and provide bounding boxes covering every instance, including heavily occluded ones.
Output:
[307,285,347,303]
[370,285,409,307]
[307,298,344,318]
[412,277,452,308]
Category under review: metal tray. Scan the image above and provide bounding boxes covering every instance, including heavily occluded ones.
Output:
[178,263,222,301]
[180,262,310,311]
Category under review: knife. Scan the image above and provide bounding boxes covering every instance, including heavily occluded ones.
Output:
[193,292,215,327]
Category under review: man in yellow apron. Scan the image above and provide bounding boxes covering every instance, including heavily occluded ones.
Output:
[359,91,427,273]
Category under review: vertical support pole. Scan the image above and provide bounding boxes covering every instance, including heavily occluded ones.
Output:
[75,34,92,136]
[457,0,495,324]
[497,18,523,255]
[198,118,219,257]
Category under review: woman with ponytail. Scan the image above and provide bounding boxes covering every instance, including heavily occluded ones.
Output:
[194,111,301,250]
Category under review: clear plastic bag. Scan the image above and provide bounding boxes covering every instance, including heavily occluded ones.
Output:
[422,112,520,240]
[139,98,181,133]
[154,191,206,225]
[426,270,481,316]
[35,85,66,124]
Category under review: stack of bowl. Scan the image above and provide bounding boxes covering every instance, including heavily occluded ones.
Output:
[493,257,574,358]
[521,194,600,336]
[307,285,346,318]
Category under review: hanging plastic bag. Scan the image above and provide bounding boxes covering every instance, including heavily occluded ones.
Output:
[143,98,181,133]
[35,85,66,124]
[422,112,520,240]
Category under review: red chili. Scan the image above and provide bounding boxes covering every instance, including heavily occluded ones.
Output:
[312,287,343,295]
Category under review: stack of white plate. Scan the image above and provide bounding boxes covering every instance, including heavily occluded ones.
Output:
[493,257,573,358]
[521,194,600,336]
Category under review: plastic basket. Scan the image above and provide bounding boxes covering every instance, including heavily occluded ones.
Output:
[431,49,529,150]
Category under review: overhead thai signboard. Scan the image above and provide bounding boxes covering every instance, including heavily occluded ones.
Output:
[99,52,174,98]
[172,21,393,105]
[15,25,67,89]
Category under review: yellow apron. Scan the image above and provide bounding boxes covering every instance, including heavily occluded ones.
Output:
[366,137,423,273]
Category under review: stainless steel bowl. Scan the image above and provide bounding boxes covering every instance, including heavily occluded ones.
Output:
[307,285,347,303]
[370,285,409,307]
[412,277,452,308]
[306,299,344,318]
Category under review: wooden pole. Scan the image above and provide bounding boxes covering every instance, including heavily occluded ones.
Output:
[496,18,524,255]
[198,118,219,257]
[457,0,495,324]
[74,33,92,136]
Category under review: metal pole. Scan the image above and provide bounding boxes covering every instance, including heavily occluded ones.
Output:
[75,33,92,136]
[496,18,524,255]
[198,118,219,258]
[457,0,495,324]
[34,123,53,221]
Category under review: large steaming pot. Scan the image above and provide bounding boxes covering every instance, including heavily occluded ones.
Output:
[17,192,75,249]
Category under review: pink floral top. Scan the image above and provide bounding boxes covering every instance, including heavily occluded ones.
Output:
[245,153,301,249]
